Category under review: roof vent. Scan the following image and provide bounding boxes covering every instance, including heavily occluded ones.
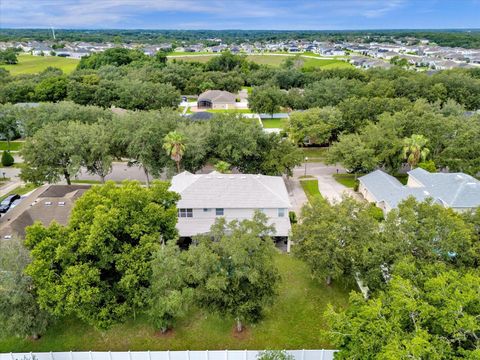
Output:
[241,176,246,179]
[4,235,12,239]
[58,201,65,206]
[423,191,430,195]
[45,201,52,206]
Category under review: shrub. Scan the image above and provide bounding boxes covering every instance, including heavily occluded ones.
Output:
[289,211,297,224]
[353,180,359,192]
[1,150,14,167]
[257,351,294,360]
[367,204,385,221]
[418,160,436,173]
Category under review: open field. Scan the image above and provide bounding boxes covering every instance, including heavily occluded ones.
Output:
[0,54,79,75]
[301,179,322,202]
[0,254,352,351]
[170,54,352,69]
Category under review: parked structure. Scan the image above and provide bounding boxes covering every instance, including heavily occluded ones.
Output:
[197,90,236,110]
[170,171,291,245]
[359,168,480,214]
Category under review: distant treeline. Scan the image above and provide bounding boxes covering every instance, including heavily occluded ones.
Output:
[1,29,480,48]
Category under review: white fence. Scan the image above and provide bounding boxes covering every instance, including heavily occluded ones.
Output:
[1,350,337,360]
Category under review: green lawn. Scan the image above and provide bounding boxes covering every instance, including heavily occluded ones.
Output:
[300,179,322,202]
[261,118,286,129]
[0,141,24,151]
[301,147,328,162]
[0,183,38,202]
[333,174,359,189]
[0,54,79,75]
[0,253,352,351]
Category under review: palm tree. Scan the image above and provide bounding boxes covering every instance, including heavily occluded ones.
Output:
[402,134,430,170]
[163,131,186,173]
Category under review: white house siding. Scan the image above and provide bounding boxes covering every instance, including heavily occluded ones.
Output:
[358,182,377,203]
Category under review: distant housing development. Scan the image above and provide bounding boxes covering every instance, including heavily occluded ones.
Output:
[197,90,237,110]
[359,168,480,214]
[170,171,291,242]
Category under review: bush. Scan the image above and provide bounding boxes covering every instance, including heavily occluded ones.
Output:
[289,211,297,224]
[1,150,14,167]
[418,160,436,173]
[367,204,385,221]
[257,351,294,360]
[353,180,359,192]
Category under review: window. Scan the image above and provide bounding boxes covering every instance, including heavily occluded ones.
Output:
[178,208,193,218]
[203,208,210,212]
[215,208,224,216]
[278,208,286,217]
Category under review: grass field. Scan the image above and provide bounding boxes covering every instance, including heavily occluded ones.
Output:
[170,54,352,69]
[0,253,352,351]
[261,118,287,128]
[206,109,252,113]
[0,54,79,75]
[300,179,322,202]
[0,141,24,151]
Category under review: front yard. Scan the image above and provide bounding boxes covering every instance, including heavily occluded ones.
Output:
[0,254,352,351]
[301,179,322,202]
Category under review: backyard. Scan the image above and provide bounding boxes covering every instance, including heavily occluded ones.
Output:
[261,118,287,129]
[0,140,24,151]
[0,254,352,351]
[0,54,79,75]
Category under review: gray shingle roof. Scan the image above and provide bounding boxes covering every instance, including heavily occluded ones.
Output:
[359,168,480,210]
[197,90,236,103]
[170,171,291,209]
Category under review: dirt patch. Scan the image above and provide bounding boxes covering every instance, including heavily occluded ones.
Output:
[154,328,175,338]
[231,324,252,340]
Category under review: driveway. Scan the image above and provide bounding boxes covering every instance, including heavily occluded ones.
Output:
[293,162,359,204]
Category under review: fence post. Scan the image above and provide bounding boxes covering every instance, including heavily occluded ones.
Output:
[320,350,324,360]
[187,350,190,360]
[148,351,151,360]
[167,350,170,360]
[225,350,228,360]
[10,353,14,360]
[30,353,33,360]
[109,352,112,360]
[205,350,209,360]
[301,350,305,360]
[50,352,54,360]
[70,351,73,360]
[129,351,132,360]
[244,350,247,360]
[89,351,93,360]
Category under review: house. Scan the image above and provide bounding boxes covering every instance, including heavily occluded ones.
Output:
[169,171,292,246]
[0,184,91,239]
[197,90,237,110]
[359,168,480,214]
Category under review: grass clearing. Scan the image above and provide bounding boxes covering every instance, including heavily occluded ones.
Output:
[0,253,352,351]
[302,147,328,162]
[300,179,322,202]
[1,54,79,75]
[261,118,286,129]
[170,54,352,69]
[0,141,24,151]
[333,174,360,189]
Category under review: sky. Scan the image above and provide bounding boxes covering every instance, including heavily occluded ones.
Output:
[0,0,479,30]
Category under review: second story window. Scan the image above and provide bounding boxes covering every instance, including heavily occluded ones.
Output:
[278,208,286,217]
[178,208,193,218]
[215,208,224,216]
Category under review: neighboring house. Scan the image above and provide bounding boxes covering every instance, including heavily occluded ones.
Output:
[359,168,480,214]
[170,171,292,247]
[197,90,237,110]
[0,184,91,239]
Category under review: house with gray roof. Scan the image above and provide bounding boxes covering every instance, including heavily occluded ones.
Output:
[359,168,480,214]
[197,90,237,110]
[169,171,291,243]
